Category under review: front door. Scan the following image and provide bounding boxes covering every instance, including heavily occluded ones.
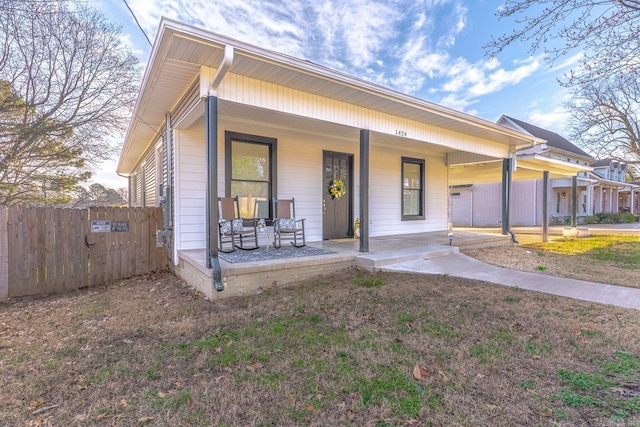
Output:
[323,151,353,239]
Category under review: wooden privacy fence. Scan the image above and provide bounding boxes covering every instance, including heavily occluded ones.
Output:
[0,206,168,298]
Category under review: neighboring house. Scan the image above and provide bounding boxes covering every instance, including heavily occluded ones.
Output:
[117,19,553,295]
[451,117,640,227]
[590,159,639,215]
[452,116,593,227]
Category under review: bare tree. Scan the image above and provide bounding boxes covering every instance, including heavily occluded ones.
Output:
[0,0,140,206]
[486,1,640,175]
[71,183,127,207]
[484,1,640,86]
[567,74,640,179]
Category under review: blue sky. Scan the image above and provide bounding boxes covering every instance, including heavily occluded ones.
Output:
[93,0,582,189]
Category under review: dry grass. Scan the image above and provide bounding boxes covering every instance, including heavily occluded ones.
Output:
[462,234,640,288]
[2,264,640,426]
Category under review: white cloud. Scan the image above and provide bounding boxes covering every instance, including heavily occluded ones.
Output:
[550,52,583,72]
[468,56,541,96]
[437,93,478,112]
[106,0,559,120]
[527,107,570,133]
[438,2,467,47]
[416,52,450,78]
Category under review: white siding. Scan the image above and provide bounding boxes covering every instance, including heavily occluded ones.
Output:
[368,144,448,236]
[171,116,452,251]
[218,74,511,159]
[129,170,143,207]
[174,123,207,251]
[143,148,156,206]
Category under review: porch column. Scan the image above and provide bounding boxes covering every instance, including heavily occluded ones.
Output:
[609,188,613,212]
[542,171,549,243]
[501,158,512,235]
[359,129,369,253]
[205,96,224,291]
[632,188,636,214]
[571,175,578,227]
[598,186,603,213]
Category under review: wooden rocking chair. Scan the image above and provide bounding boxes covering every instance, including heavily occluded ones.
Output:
[218,196,259,252]
[272,198,306,248]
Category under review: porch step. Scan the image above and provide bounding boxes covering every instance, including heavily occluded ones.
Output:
[355,245,459,272]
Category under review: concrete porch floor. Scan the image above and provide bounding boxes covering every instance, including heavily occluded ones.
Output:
[175,229,512,299]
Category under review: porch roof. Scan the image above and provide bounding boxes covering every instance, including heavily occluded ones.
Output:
[448,153,592,185]
[117,18,542,175]
[588,172,629,188]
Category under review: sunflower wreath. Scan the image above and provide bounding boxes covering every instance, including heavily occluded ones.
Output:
[328,179,346,200]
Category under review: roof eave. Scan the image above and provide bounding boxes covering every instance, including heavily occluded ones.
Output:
[117,19,541,174]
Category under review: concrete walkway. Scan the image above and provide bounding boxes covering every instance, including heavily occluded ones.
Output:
[381,252,640,311]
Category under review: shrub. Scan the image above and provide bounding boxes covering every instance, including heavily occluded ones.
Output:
[584,212,637,224]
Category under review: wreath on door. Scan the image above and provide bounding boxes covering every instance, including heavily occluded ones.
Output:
[328,179,346,200]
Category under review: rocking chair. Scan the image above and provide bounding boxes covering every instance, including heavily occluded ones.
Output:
[272,198,306,248]
[218,196,259,252]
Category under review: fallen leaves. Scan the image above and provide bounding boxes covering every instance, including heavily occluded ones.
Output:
[412,365,430,380]
[30,398,45,409]
[247,361,263,372]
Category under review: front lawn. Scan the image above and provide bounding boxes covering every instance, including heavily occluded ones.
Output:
[1,269,640,425]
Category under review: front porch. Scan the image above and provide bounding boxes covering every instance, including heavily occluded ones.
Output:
[176,230,511,299]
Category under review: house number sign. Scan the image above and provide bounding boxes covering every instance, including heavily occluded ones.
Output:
[395,130,407,137]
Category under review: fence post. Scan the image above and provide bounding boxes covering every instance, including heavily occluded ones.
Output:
[0,207,8,299]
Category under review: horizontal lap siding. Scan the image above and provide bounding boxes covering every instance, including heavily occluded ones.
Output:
[225,119,360,243]
[144,149,156,207]
[218,74,510,159]
[369,145,448,237]
[175,124,208,251]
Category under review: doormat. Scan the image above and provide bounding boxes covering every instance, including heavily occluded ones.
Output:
[219,245,336,263]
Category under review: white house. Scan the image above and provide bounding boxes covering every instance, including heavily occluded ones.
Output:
[451,117,640,228]
[117,19,546,296]
[590,159,639,215]
[452,116,594,227]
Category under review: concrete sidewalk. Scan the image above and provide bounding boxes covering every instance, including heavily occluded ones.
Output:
[381,253,640,310]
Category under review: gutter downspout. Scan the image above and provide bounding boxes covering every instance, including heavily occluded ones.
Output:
[206,45,234,292]
[158,113,173,260]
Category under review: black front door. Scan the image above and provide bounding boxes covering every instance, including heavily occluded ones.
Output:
[323,151,352,239]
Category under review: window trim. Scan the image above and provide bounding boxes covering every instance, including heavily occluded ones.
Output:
[225,131,277,218]
[401,157,425,221]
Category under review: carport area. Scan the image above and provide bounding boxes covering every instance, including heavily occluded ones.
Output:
[448,152,592,242]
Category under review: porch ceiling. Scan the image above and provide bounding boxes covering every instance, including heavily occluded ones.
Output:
[118,19,541,175]
[448,154,592,186]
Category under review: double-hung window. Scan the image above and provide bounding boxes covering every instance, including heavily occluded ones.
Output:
[225,132,277,219]
[401,157,425,220]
